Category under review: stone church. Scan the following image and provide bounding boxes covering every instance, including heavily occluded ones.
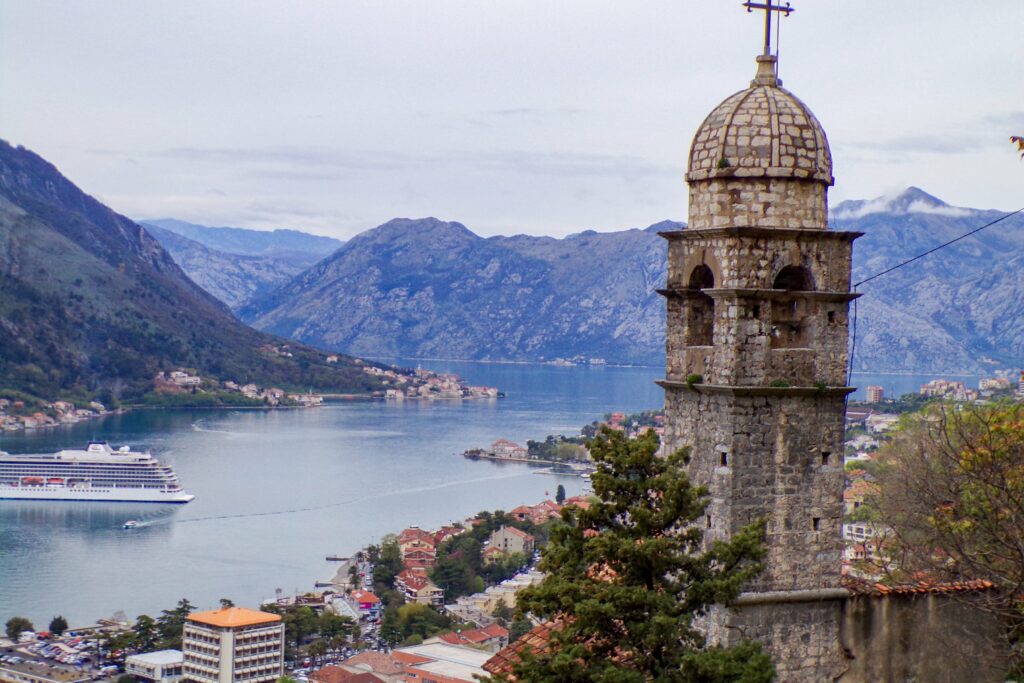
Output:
[485,8,1011,682]
[657,15,1010,683]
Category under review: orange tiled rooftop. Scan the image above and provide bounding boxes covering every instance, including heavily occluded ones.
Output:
[187,606,282,628]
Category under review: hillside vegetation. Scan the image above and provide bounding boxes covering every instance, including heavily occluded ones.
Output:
[0,140,379,402]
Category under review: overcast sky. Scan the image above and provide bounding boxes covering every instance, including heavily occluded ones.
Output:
[1,1,1021,239]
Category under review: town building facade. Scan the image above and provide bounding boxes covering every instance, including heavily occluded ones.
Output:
[181,607,284,683]
[126,650,184,683]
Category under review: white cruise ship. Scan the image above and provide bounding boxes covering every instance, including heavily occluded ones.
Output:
[0,441,194,503]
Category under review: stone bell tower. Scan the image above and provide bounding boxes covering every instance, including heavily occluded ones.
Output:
[659,5,860,680]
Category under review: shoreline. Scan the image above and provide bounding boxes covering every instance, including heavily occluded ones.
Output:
[360,355,990,377]
[0,397,378,435]
[462,451,588,470]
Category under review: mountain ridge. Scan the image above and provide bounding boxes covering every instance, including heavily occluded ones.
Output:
[144,224,317,311]
[233,191,1023,374]
[140,217,343,263]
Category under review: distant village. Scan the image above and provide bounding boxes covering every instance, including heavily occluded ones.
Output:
[367,366,501,401]
[463,410,663,469]
[0,398,113,432]
[0,352,501,432]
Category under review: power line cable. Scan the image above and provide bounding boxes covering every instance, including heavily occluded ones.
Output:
[853,207,1024,288]
[845,206,1023,390]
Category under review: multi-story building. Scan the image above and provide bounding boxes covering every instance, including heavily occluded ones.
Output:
[865,385,884,403]
[487,526,534,558]
[127,650,184,683]
[182,607,284,683]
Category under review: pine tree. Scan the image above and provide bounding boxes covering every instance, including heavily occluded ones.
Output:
[495,427,774,682]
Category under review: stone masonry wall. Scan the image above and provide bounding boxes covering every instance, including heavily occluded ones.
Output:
[666,230,855,293]
[662,387,846,593]
[687,178,827,229]
[839,593,1011,682]
[701,600,846,682]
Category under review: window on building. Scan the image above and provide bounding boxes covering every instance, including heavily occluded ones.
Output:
[687,264,715,346]
[771,266,813,349]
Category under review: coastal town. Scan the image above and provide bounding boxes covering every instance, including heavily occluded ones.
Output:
[0,360,501,433]
[0,496,587,683]
[3,369,1024,683]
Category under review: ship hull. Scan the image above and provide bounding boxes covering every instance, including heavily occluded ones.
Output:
[0,486,194,503]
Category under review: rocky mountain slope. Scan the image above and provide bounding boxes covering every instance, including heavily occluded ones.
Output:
[0,140,379,401]
[237,189,1023,374]
[837,187,1024,373]
[143,224,312,310]
[239,218,679,365]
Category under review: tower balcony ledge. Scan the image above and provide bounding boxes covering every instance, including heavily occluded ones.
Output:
[658,287,861,302]
[658,227,862,242]
[657,380,856,398]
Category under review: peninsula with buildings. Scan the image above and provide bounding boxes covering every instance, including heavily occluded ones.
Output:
[1,360,501,432]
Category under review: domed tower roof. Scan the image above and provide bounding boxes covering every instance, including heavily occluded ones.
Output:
[687,55,833,186]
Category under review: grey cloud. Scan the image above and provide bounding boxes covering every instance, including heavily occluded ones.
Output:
[151,146,672,181]
[841,134,980,156]
[484,107,584,118]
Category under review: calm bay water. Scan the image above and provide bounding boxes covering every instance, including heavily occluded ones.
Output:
[0,361,662,626]
[0,360,977,626]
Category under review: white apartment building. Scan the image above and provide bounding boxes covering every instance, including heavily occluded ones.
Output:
[182,607,284,683]
[126,650,184,683]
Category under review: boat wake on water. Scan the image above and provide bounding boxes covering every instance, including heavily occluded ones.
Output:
[190,420,243,436]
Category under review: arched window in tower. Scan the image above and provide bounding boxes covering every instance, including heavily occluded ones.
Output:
[773,265,812,291]
[687,265,715,346]
[771,265,812,348]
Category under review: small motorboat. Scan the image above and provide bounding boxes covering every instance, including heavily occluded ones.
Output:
[122,520,138,530]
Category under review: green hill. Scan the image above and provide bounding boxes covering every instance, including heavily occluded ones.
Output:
[0,140,380,403]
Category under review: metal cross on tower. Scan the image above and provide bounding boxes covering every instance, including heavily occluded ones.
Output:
[743,0,794,57]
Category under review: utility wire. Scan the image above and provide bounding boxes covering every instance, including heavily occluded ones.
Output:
[845,206,1024,388]
[853,207,1024,288]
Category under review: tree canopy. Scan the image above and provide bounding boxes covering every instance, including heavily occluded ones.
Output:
[493,427,773,683]
[48,616,69,636]
[868,401,1024,666]
[5,616,33,640]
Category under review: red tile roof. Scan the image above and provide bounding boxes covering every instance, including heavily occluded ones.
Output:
[343,652,405,676]
[472,624,509,641]
[187,607,281,628]
[503,527,534,540]
[439,624,510,646]
[563,496,592,510]
[398,527,436,545]
[840,576,996,596]
[349,589,380,604]
[484,621,559,676]
[310,666,386,683]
